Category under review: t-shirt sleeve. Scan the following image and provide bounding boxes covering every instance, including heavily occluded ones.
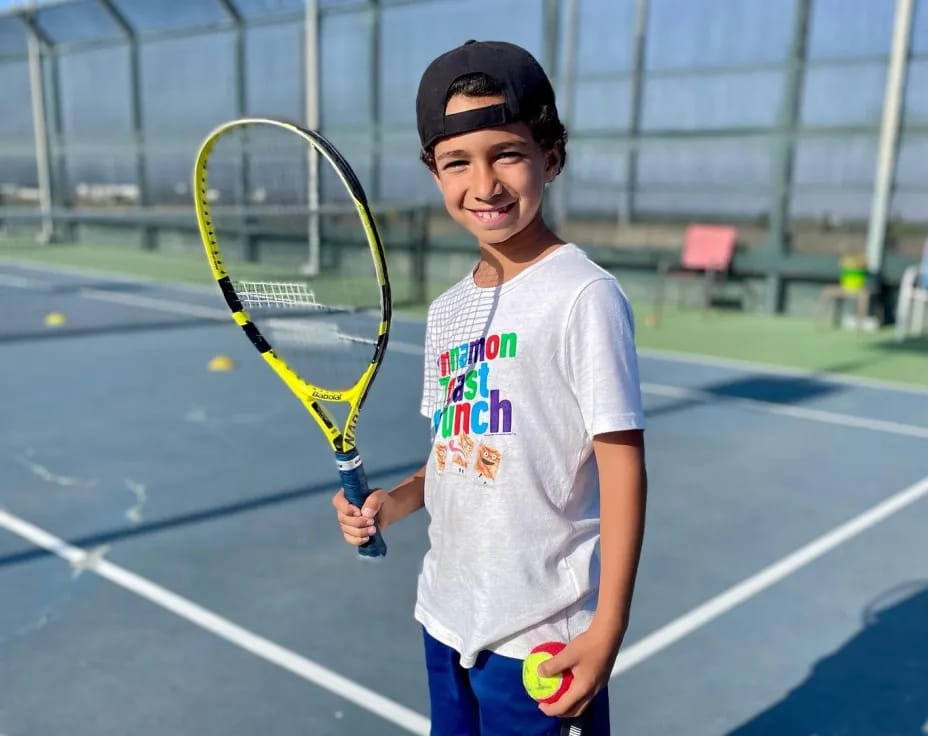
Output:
[565,277,645,436]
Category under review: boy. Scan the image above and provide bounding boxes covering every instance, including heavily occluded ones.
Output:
[332,40,646,735]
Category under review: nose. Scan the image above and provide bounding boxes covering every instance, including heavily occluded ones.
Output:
[471,161,502,203]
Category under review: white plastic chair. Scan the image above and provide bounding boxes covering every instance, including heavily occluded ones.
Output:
[894,240,928,341]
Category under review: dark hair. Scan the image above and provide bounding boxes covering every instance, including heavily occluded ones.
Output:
[419,72,568,174]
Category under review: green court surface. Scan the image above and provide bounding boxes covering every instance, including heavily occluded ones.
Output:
[2,238,926,388]
[634,309,928,389]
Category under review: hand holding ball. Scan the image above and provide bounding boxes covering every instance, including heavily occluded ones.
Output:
[522,641,573,704]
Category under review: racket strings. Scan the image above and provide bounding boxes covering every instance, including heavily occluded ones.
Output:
[235,280,348,314]
[237,280,317,307]
[235,280,368,355]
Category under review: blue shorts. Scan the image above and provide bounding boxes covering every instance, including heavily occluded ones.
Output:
[423,628,611,736]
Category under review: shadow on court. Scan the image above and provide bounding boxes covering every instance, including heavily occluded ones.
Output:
[872,336,928,355]
[0,458,426,570]
[705,375,846,403]
[646,371,848,421]
[728,581,928,736]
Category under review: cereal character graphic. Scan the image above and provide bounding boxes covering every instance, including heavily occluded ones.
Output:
[448,433,474,472]
[475,444,502,481]
[434,443,447,472]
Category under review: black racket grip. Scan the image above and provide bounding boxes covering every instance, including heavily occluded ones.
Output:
[335,448,387,559]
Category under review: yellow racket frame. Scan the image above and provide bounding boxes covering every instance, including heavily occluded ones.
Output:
[192,118,391,453]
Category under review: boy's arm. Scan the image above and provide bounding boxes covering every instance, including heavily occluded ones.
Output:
[539,428,646,718]
[589,428,646,641]
[332,463,427,546]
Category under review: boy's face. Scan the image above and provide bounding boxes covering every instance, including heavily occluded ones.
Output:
[431,94,559,246]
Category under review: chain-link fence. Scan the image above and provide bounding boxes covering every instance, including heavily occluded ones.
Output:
[1,0,926,311]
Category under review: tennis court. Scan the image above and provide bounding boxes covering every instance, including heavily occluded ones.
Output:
[2,254,927,735]
[3,0,928,732]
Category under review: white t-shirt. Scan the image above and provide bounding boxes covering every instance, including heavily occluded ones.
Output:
[416,243,645,668]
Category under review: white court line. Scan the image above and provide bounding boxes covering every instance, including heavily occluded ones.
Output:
[0,508,431,736]
[0,272,48,289]
[79,288,229,321]
[0,255,217,296]
[0,267,426,353]
[0,269,226,319]
[612,473,928,677]
[642,382,928,439]
[0,258,427,326]
[638,346,928,397]
[6,476,927,724]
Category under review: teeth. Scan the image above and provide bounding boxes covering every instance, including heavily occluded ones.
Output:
[472,205,512,222]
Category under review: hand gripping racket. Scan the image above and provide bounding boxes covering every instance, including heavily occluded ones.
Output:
[193,118,390,558]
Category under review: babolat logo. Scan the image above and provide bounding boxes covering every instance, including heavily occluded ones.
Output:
[312,389,341,401]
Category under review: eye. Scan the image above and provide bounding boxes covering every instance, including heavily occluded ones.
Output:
[441,159,468,170]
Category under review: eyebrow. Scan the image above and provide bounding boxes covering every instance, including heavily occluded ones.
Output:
[436,140,528,161]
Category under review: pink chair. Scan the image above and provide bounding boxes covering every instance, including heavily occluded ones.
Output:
[651,224,738,324]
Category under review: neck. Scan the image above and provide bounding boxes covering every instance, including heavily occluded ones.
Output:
[472,214,565,287]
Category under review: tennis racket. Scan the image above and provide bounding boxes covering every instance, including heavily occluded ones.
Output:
[193,117,390,558]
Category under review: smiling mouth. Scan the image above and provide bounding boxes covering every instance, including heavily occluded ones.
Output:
[468,203,515,223]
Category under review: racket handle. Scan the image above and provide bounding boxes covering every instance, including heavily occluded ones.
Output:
[335,449,387,559]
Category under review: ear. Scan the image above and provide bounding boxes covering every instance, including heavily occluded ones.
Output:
[543,148,562,183]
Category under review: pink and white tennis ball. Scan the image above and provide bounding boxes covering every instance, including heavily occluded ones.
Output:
[522,641,573,704]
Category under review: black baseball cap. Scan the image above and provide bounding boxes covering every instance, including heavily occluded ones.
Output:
[416,40,558,150]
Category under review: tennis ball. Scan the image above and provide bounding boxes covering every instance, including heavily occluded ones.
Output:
[522,641,573,704]
[207,354,236,372]
[43,312,67,327]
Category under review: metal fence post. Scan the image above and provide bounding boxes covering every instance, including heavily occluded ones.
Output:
[765,0,810,313]
[543,0,559,78]
[20,6,55,243]
[44,44,64,192]
[552,0,578,232]
[622,0,648,225]
[369,0,381,201]
[218,0,258,261]
[865,0,915,281]
[412,205,428,305]
[304,0,321,275]
[99,0,150,246]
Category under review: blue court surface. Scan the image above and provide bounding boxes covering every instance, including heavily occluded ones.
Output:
[2,258,927,736]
